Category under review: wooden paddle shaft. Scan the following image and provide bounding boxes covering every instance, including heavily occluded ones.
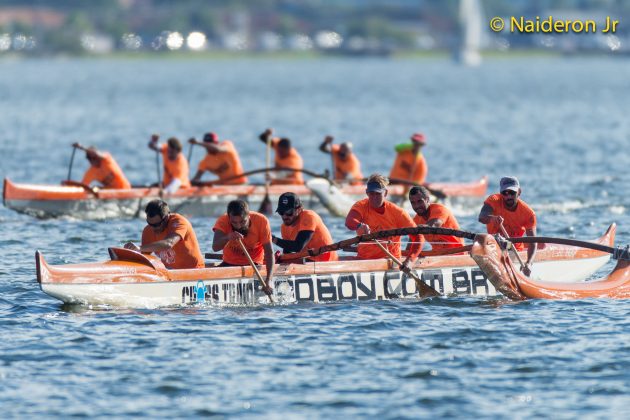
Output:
[499,224,527,270]
[67,146,77,181]
[237,238,273,303]
[372,240,440,298]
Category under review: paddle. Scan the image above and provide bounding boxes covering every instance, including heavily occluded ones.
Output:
[67,144,78,182]
[258,134,273,214]
[151,134,163,197]
[372,240,440,297]
[187,138,195,163]
[499,223,528,273]
[278,226,477,262]
[237,238,273,303]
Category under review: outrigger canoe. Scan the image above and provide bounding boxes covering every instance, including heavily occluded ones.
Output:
[3,176,487,220]
[36,224,616,308]
[471,233,630,300]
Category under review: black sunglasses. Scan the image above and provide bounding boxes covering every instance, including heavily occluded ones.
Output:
[279,209,295,217]
[501,190,517,197]
[147,215,167,227]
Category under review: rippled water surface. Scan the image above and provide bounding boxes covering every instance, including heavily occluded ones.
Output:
[1,57,629,418]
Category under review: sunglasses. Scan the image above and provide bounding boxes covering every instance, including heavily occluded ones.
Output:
[147,215,167,227]
[279,209,295,217]
[501,190,517,197]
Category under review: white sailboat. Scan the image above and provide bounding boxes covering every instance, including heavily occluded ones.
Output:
[457,0,484,66]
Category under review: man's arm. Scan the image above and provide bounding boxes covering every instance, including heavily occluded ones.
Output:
[319,136,333,154]
[148,134,160,152]
[263,241,275,291]
[191,169,205,184]
[190,138,230,154]
[525,227,537,268]
[212,230,244,252]
[139,233,182,253]
[345,209,370,234]
[258,128,273,145]
[273,231,314,253]
[478,203,503,225]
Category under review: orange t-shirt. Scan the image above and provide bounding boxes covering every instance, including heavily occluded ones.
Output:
[213,211,271,265]
[331,144,363,183]
[280,209,338,262]
[141,213,204,269]
[413,203,464,250]
[160,144,191,188]
[389,150,427,184]
[484,193,537,251]
[270,138,304,185]
[82,153,131,189]
[197,140,248,185]
[350,198,418,260]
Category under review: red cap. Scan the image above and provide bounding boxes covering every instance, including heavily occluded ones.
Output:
[203,132,219,143]
[411,133,426,144]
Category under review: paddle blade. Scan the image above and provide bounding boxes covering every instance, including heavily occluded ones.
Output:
[258,193,273,215]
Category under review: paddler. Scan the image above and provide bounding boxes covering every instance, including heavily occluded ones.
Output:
[345,173,424,266]
[148,134,191,193]
[124,199,204,269]
[272,192,338,262]
[189,132,248,185]
[63,142,131,190]
[478,176,537,276]
[258,128,304,185]
[318,135,363,185]
[389,132,428,184]
[212,199,274,294]
[408,185,464,250]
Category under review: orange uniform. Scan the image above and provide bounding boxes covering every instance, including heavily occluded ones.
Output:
[160,144,191,188]
[197,140,248,185]
[331,144,363,184]
[141,213,204,269]
[389,150,427,184]
[82,153,131,189]
[413,203,464,250]
[484,193,536,251]
[280,210,338,262]
[213,211,271,265]
[350,198,421,260]
[271,138,303,185]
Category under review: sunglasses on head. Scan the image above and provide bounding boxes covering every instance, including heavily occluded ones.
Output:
[501,190,517,197]
[147,215,166,227]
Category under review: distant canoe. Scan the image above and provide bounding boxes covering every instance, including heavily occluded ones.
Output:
[4,176,487,220]
[36,224,615,308]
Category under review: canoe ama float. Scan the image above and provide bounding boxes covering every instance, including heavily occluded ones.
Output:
[36,224,615,308]
[4,176,487,220]
[471,233,630,300]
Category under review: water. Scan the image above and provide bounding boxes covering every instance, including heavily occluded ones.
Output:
[1,57,629,418]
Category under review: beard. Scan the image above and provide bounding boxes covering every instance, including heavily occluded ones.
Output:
[234,226,249,236]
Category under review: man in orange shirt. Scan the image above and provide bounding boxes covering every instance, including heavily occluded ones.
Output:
[272,192,338,262]
[148,134,191,193]
[408,186,464,250]
[212,200,274,292]
[345,173,423,266]
[124,199,204,269]
[63,143,131,190]
[259,128,304,185]
[189,132,248,185]
[389,133,428,184]
[478,176,537,276]
[319,135,363,184]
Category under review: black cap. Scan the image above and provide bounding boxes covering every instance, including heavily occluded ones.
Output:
[276,192,301,214]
